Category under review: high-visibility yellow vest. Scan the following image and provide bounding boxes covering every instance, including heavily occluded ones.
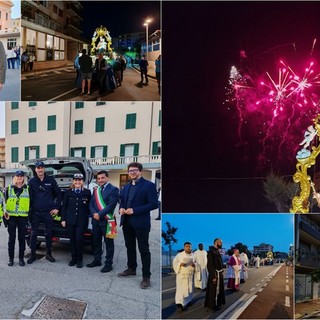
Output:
[6,185,30,217]
[0,191,3,222]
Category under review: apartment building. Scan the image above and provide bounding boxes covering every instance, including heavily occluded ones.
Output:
[295,214,320,302]
[252,243,274,257]
[113,31,145,51]
[0,1,20,50]
[21,0,86,70]
[2,101,161,189]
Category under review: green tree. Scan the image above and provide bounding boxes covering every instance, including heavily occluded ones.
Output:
[227,242,249,256]
[263,172,297,212]
[162,222,178,271]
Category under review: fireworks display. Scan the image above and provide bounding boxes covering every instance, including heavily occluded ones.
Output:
[225,40,320,170]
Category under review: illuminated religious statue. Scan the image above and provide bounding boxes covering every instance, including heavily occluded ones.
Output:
[91,25,113,56]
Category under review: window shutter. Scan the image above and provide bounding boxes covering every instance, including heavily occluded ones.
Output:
[25,147,29,160]
[91,146,95,158]
[120,144,125,157]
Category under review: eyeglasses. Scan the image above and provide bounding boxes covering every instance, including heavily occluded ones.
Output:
[128,169,139,173]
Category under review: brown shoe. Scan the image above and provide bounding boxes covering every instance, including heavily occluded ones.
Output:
[117,268,136,277]
[140,277,150,289]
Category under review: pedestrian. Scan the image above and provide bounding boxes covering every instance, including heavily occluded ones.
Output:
[113,57,122,87]
[6,47,16,69]
[27,161,63,264]
[78,48,93,95]
[94,52,108,94]
[194,243,208,290]
[87,170,119,273]
[14,46,20,69]
[240,250,249,283]
[0,188,3,224]
[74,51,82,89]
[28,51,35,71]
[227,248,241,292]
[173,242,195,311]
[204,238,226,310]
[4,170,30,267]
[139,55,149,84]
[155,55,161,94]
[21,51,29,72]
[120,55,126,82]
[155,187,161,220]
[0,41,6,91]
[118,162,158,289]
[255,255,261,268]
[61,173,91,268]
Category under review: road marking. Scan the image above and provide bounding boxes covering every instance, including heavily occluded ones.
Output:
[286,279,289,283]
[285,296,290,307]
[162,287,176,293]
[258,288,263,292]
[256,282,260,286]
[250,287,255,291]
[286,285,289,291]
[218,294,257,319]
[50,87,79,101]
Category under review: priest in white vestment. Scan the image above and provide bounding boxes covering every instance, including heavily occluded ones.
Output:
[240,251,249,283]
[193,243,208,290]
[173,242,195,310]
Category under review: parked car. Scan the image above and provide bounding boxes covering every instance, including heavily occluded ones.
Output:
[21,157,94,250]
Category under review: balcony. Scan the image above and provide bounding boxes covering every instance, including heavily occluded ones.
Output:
[300,217,320,242]
[35,13,64,33]
[5,155,161,171]
[65,2,82,17]
[296,248,320,269]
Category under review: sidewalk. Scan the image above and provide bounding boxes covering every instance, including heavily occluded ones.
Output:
[296,299,320,319]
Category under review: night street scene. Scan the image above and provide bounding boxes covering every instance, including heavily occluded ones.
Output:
[21,1,160,101]
[162,214,294,319]
[162,1,320,212]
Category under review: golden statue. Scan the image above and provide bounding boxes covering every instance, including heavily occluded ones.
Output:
[91,25,113,56]
[291,115,320,213]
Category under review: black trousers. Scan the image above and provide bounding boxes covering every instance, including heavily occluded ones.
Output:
[7,216,28,260]
[122,222,151,278]
[140,69,148,83]
[30,210,53,255]
[67,224,86,262]
[92,220,114,267]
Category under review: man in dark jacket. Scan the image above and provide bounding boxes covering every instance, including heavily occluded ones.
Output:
[139,55,149,84]
[88,170,119,273]
[27,161,62,264]
[118,162,158,289]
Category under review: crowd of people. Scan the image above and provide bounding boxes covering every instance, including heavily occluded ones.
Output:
[0,161,158,290]
[74,49,161,96]
[172,239,269,311]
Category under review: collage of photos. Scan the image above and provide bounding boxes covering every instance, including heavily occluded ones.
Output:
[0,1,161,319]
[1,1,320,320]
[161,1,320,320]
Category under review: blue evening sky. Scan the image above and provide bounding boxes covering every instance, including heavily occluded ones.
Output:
[11,0,20,19]
[162,213,294,253]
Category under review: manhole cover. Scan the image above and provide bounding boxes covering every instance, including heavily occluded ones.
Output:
[31,296,87,319]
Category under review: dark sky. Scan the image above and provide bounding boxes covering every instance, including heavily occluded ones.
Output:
[162,1,320,212]
[81,1,160,40]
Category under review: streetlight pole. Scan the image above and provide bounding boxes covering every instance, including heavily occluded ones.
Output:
[144,18,151,61]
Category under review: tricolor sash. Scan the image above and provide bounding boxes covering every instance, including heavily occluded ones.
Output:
[93,187,117,239]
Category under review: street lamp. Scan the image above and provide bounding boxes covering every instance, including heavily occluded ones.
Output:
[143,18,152,61]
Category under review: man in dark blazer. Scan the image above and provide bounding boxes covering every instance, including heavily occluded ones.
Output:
[88,170,119,273]
[118,162,158,289]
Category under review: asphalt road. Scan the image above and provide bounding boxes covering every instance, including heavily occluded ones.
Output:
[21,65,160,102]
[162,263,293,319]
[0,210,161,319]
[0,67,20,101]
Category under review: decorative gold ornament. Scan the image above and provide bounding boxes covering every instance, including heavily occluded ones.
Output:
[291,115,320,213]
[90,25,113,56]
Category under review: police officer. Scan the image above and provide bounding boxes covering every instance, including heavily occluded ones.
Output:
[0,188,3,226]
[4,170,30,266]
[27,161,62,264]
[61,173,91,268]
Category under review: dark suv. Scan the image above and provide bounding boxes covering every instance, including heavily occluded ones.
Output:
[21,157,94,249]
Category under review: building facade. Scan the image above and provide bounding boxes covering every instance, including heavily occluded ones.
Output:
[113,31,145,51]
[2,101,161,189]
[141,30,161,62]
[21,0,86,70]
[253,243,274,257]
[295,214,320,302]
[0,1,20,51]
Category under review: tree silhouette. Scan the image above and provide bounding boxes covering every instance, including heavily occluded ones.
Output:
[162,221,178,271]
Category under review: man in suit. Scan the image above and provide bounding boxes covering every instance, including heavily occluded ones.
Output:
[118,162,158,289]
[88,170,119,273]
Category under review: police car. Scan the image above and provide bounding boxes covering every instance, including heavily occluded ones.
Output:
[21,157,94,250]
